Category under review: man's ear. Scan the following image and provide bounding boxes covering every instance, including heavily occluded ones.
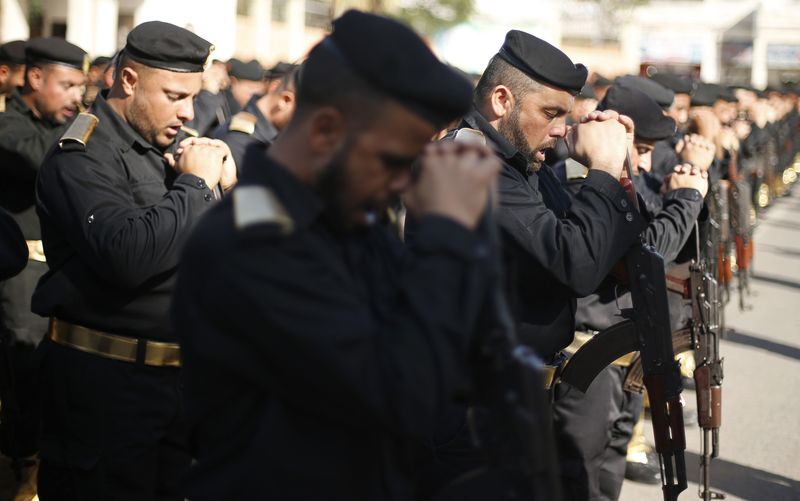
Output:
[27,67,44,91]
[490,85,515,120]
[278,91,295,111]
[308,106,346,157]
[118,66,140,96]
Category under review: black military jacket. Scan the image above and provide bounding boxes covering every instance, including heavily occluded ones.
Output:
[0,89,68,239]
[32,92,217,341]
[172,148,494,500]
[211,94,278,169]
[459,109,646,359]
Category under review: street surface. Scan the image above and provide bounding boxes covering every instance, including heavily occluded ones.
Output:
[621,187,800,501]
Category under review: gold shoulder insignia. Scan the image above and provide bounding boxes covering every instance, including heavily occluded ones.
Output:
[229,112,257,135]
[565,158,589,180]
[0,95,5,113]
[180,125,199,138]
[59,112,99,151]
[234,185,294,235]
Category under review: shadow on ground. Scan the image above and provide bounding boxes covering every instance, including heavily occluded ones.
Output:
[685,451,800,501]
[724,328,800,362]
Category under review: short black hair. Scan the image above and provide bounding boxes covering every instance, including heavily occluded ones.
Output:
[291,41,386,128]
[474,54,542,105]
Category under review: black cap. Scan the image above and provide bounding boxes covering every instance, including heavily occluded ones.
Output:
[650,72,694,95]
[598,85,676,141]
[496,30,587,93]
[616,75,674,109]
[0,40,27,65]
[229,59,264,81]
[90,55,111,68]
[691,83,718,106]
[123,21,213,73]
[692,82,736,106]
[322,10,472,127]
[578,83,596,100]
[265,61,297,80]
[25,37,88,73]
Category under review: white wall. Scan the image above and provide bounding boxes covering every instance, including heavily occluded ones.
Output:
[133,0,237,60]
[0,0,30,41]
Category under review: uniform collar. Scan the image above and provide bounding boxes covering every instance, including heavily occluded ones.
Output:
[462,107,531,175]
[91,90,162,154]
[238,149,324,232]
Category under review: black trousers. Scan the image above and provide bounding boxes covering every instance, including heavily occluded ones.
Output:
[553,365,642,501]
[0,260,49,458]
[37,339,191,501]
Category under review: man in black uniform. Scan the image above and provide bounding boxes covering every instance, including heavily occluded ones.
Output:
[0,41,27,107]
[0,38,87,494]
[32,21,235,500]
[419,31,645,500]
[465,30,645,362]
[213,65,298,167]
[172,10,499,500]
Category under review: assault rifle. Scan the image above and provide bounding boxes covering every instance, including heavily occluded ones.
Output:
[559,155,687,501]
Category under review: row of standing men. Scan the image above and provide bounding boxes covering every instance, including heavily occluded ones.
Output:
[0,10,797,501]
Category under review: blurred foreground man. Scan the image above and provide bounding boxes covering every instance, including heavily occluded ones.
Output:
[173,10,499,501]
[32,22,234,500]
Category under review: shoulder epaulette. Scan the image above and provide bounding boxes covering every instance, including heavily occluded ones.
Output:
[565,158,589,180]
[180,125,199,138]
[234,185,294,235]
[0,95,5,113]
[59,112,99,151]
[452,127,487,146]
[229,112,257,135]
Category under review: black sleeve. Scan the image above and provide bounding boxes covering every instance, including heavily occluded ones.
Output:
[496,168,646,296]
[0,208,27,281]
[0,116,64,173]
[177,215,493,437]
[641,188,705,264]
[36,150,216,288]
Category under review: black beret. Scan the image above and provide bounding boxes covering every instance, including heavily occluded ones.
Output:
[578,83,596,100]
[123,21,213,73]
[692,83,736,106]
[691,83,718,106]
[598,85,676,141]
[497,30,587,93]
[650,73,694,95]
[90,55,111,67]
[0,40,26,65]
[265,61,297,80]
[25,37,88,73]
[229,59,264,81]
[616,75,674,109]
[322,10,472,127]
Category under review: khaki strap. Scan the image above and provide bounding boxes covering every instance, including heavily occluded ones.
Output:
[48,318,181,368]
